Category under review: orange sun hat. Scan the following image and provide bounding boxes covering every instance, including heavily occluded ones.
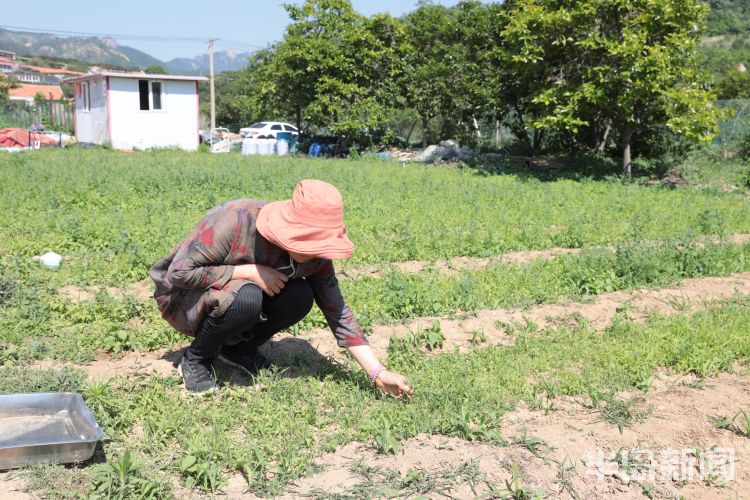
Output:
[256,179,355,259]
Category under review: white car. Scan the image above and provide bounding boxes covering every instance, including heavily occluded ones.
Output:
[239,121,299,139]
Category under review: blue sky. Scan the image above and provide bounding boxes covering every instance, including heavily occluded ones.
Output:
[0,1,461,61]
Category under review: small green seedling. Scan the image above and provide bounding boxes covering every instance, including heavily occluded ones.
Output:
[732,410,750,438]
[502,462,545,500]
[90,450,171,499]
[710,415,734,430]
[469,329,487,345]
[422,321,445,351]
[374,420,402,455]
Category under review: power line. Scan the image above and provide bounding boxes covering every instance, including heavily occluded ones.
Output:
[0,24,261,46]
[218,38,264,50]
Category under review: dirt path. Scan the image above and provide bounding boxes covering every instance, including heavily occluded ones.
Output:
[280,271,750,363]
[337,234,750,279]
[11,272,750,498]
[38,271,750,382]
[291,370,750,499]
[54,236,750,305]
[0,475,34,500]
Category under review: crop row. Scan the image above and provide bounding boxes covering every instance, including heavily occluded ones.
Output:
[5,295,750,497]
[1,236,749,363]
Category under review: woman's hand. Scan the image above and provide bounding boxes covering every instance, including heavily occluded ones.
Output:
[233,264,288,296]
[375,370,414,399]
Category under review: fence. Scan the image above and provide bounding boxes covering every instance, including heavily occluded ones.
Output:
[715,99,750,156]
[0,100,74,134]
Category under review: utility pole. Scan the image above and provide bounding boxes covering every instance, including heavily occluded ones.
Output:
[208,38,218,132]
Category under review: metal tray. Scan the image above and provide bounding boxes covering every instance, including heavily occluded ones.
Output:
[0,392,104,470]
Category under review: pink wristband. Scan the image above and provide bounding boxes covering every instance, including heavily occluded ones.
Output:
[369,364,386,382]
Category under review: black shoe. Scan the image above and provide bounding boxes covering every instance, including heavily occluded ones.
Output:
[178,353,217,393]
[216,345,272,377]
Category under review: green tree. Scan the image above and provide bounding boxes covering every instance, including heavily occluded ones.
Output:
[33,92,46,106]
[255,0,406,139]
[503,0,723,175]
[402,2,457,146]
[144,64,168,74]
[0,77,18,104]
[716,67,750,99]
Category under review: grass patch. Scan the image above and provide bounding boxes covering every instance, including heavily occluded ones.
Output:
[0,365,85,393]
[2,236,749,362]
[12,298,750,497]
[2,149,750,287]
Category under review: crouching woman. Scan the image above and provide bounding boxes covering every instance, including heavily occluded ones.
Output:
[149,179,413,397]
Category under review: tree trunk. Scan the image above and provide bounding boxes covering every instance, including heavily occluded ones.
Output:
[494,117,501,149]
[421,116,431,148]
[596,123,611,152]
[405,120,417,145]
[472,115,482,143]
[530,128,544,156]
[296,107,302,134]
[621,124,632,177]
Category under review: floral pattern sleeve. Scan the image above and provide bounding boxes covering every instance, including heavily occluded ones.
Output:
[308,259,369,347]
[164,210,237,291]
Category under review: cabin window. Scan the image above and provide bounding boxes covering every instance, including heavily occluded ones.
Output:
[82,82,90,111]
[151,82,162,110]
[139,80,163,111]
[139,80,150,110]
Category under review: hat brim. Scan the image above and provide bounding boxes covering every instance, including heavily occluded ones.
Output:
[257,201,354,260]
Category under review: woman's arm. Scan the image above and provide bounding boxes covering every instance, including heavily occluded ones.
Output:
[308,260,414,398]
[232,264,288,296]
[347,345,414,398]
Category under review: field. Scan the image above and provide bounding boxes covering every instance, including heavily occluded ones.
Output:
[1,149,749,499]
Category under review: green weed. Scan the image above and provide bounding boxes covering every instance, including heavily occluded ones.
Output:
[469,328,487,345]
[735,410,750,437]
[512,431,550,457]
[501,463,545,499]
[178,433,225,492]
[374,419,402,454]
[90,450,172,499]
[0,366,84,393]
[712,410,750,437]
[595,395,651,434]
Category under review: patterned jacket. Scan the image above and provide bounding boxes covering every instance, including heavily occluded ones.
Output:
[148,199,368,347]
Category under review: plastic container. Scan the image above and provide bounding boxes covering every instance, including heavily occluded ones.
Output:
[39,252,62,269]
[0,392,104,469]
[276,140,289,156]
[241,138,258,156]
[258,139,275,156]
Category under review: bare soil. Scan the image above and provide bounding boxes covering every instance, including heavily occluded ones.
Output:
[0,475,34,499]
[38,271,750,383]
[22,264,750,498]
[291,370,750,499]
[337,234,750,279]
[57,278,154,304]
[286,271,750,363]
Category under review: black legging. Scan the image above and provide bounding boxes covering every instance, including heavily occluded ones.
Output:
[187,278,314,360]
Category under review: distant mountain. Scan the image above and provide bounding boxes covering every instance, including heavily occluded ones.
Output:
[165,50,252,75]
[0,27,251,75]
[0,28,162,68]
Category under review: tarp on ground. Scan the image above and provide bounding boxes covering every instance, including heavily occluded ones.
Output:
[0,128,57,148]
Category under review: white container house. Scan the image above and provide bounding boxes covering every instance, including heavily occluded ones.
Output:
[66,72,207,151]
